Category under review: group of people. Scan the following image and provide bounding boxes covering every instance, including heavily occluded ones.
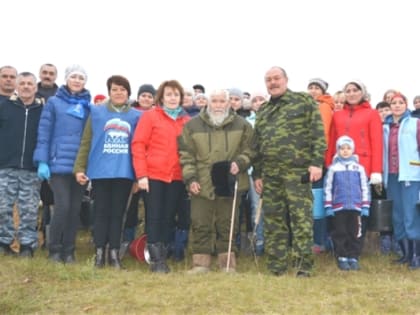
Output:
[0,62,419,278]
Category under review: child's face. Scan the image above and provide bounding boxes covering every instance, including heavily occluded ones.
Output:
[339,144,353,159]
[378,107,391,121]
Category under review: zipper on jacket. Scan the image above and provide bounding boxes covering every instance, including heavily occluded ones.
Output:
[345,164,350,209]
[20,108,29,168]
[345,107,354,133]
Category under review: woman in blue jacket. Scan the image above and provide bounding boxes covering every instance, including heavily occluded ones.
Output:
[33,64,91,263]
[383,92,420,269]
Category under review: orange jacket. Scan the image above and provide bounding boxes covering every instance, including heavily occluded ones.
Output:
[316,94,335,146]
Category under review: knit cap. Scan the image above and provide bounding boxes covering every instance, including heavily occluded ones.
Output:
[65,64,87,82]
[229,88,243,99]
[336,135,355,153]
[137,84,156,97]
[308,78,328,94]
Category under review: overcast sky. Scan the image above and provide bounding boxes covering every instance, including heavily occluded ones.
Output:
[3,0,419,106]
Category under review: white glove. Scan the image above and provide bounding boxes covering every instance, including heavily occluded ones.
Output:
[370,172,382,185]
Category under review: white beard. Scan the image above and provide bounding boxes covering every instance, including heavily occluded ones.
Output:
[207,107,229,126]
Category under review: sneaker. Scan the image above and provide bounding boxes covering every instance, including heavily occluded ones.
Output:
[348,258,360,270]
[19,245,34,258]
[337,257,350,271]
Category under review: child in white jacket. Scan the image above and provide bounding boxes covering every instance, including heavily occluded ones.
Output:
[324,136,370,271]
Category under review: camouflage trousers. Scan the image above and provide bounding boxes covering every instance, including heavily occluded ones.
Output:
[0,168,41,248]
[263,170,314,274]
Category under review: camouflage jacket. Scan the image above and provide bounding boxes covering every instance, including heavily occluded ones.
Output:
[252,89,326,179]
[178,109,254,200]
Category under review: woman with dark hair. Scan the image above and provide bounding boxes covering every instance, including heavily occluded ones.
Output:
[132,80,190,273]
[74,75,141,269]
[34,64,91,264]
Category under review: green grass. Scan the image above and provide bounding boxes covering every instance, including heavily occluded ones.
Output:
[1,231,419,315]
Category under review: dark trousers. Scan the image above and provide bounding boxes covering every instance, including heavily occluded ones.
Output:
[330,210,362,258]
[40,180,54,231]
[49,175,85,253]
[174,189,191,231]
[145,179,185,244]
[124,191,142,229]
[92,178,132,249]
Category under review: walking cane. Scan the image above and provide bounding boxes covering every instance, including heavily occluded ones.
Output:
[226,179,239,272]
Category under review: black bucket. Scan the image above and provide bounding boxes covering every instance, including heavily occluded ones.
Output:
[367,199,393,232]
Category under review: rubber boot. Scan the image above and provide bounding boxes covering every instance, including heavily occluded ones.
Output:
[108,248,122,269]
[409,240,420,269]
[174,229,188,262]
[94,247,105,268]
[159,243,170,273]
[147,243,169,273]
[393,239,411,264]
[217,252,236,273]
[187,254,211,274]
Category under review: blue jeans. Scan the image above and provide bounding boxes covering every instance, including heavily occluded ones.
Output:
[248,176,264,252]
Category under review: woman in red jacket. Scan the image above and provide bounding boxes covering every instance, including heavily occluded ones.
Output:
[326,80,383,252]
[131,80,190,273]
[326,80,383,182]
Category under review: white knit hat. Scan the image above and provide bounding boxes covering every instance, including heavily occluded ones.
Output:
[64,64,87,82]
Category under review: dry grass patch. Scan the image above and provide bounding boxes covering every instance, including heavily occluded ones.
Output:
[1,231,420,314]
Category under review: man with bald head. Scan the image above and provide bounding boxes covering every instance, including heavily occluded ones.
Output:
[252,66,326,277]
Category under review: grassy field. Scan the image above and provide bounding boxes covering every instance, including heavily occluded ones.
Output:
[1,230,420,315]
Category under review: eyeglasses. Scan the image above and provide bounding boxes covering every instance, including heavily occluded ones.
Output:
[0,74,16,79]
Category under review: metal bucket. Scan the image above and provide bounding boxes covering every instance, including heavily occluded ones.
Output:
[367,199,393,232]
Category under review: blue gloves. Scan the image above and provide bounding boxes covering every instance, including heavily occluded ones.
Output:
[361,207,369,217]
[325,207,334,217]
[37,162,50,180]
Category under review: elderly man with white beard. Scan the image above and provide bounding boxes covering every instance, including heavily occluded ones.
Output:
[178,89,254,273]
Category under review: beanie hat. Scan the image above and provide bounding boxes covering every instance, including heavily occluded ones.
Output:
[94,94,106,103]
[65,64,87,82]
[344,80,368,101]
[308,78,328,94]
[193,84,205,93]
[137,84,156,97]
[336,135,355,153]
[229,88,243,99]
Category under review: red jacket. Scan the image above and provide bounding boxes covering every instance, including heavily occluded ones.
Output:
[326,101,383,177]
[132,106,190,182]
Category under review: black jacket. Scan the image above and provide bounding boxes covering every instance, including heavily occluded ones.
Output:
[0,96,43,170]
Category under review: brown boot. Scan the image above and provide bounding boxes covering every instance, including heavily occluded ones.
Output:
[187,254,211,274]
[217,252,236,273]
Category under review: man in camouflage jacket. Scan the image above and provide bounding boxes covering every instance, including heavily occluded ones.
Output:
[253,66,326,277]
